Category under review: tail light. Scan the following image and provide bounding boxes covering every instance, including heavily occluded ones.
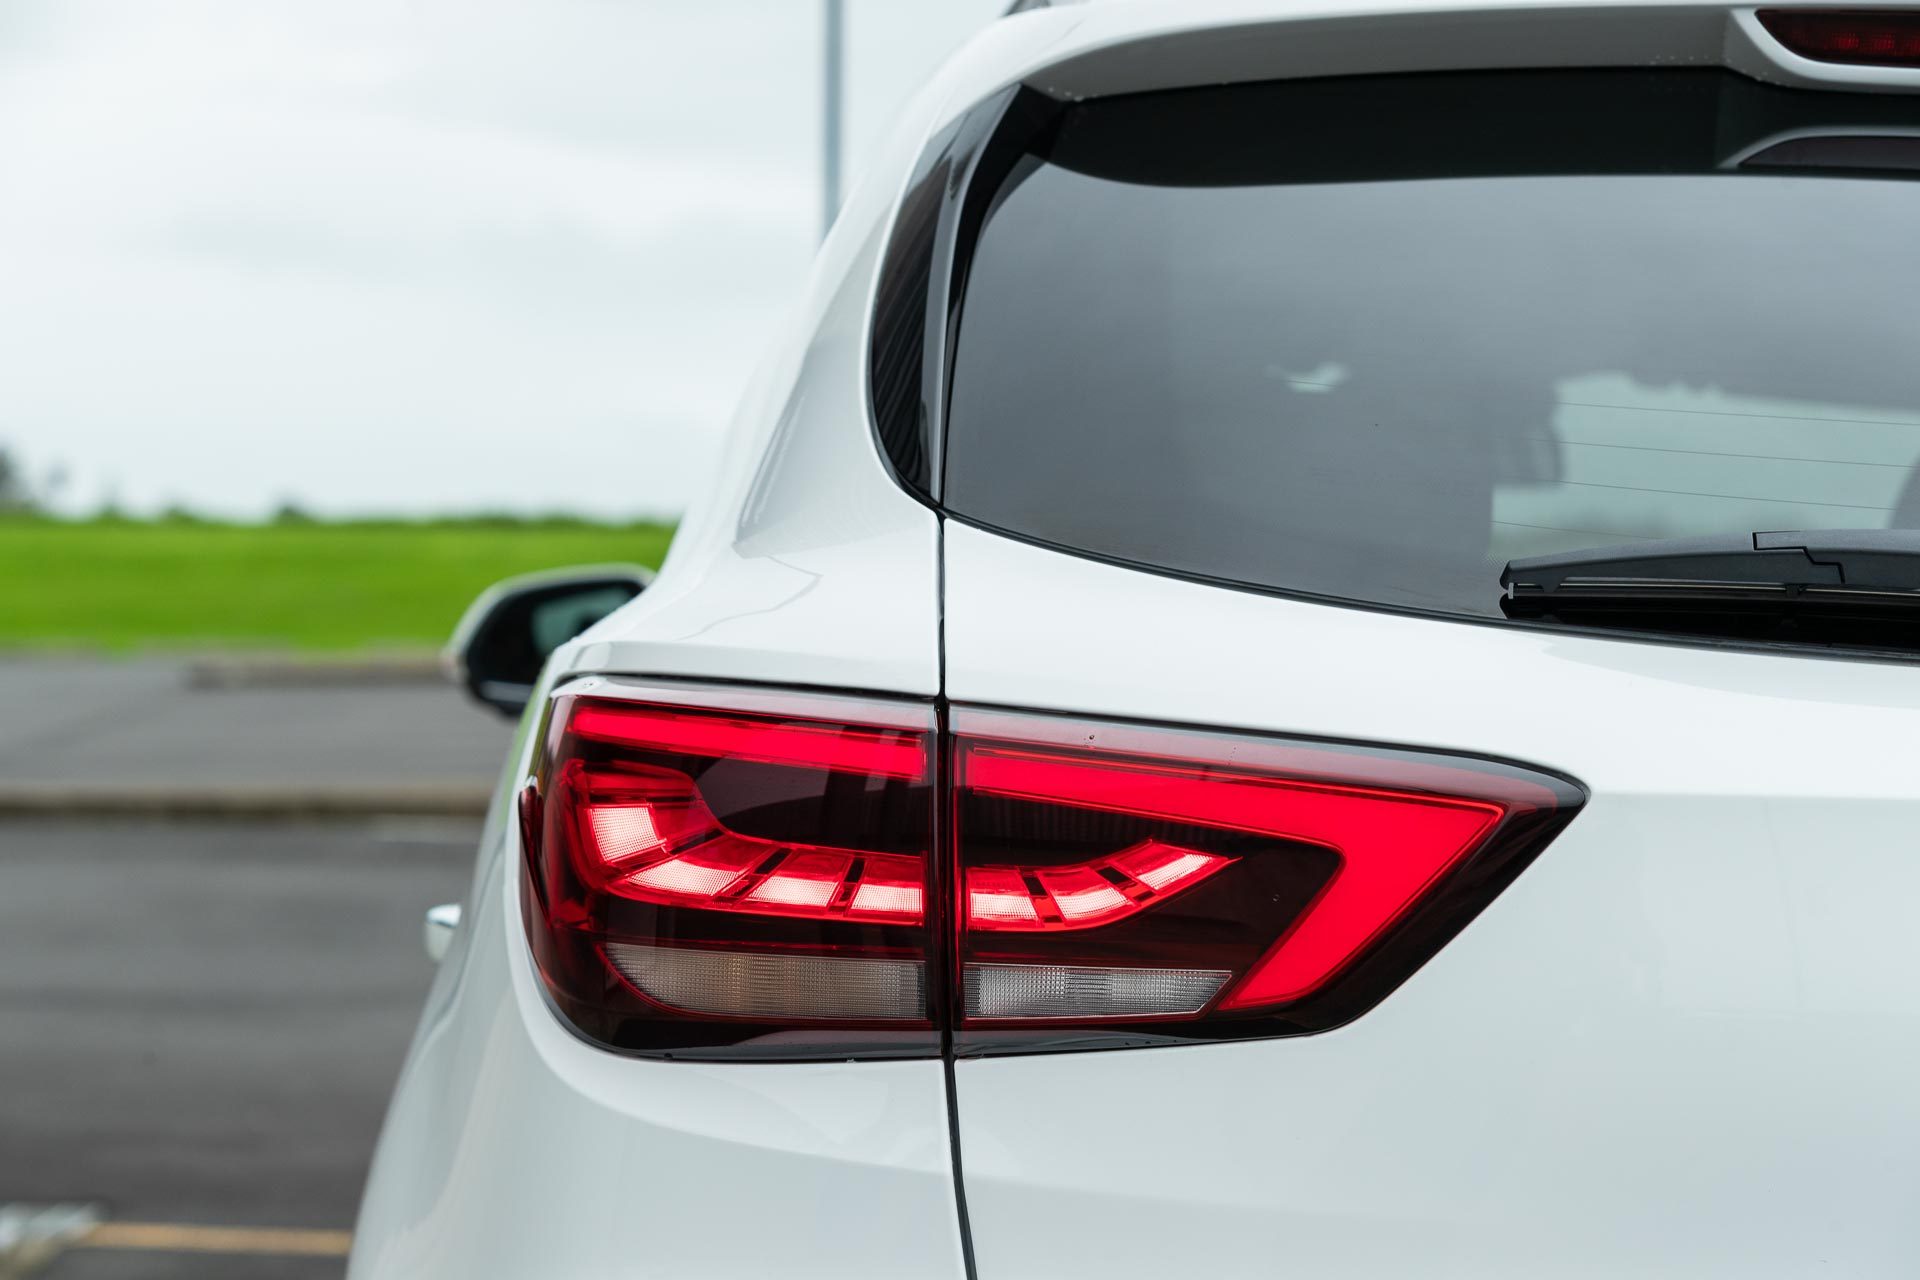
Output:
[950,709,1582,1054]
[1759,9,1920,65]
[520,682,1583,1060]
[520,686,939,1059]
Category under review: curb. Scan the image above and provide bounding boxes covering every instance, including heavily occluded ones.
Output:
[184,654,447,690]
[0,784,490,820]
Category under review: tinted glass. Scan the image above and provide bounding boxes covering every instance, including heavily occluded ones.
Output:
[944,71,1920,620]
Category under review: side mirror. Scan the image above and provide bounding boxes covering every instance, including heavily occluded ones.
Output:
[446,564,651,716]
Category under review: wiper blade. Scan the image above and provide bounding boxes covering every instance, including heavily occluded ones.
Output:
[1502,530,1920,616]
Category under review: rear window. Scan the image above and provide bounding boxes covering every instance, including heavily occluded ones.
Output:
[943,70,1920,621]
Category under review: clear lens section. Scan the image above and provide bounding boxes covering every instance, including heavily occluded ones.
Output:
[965,963,1231,1019]
[606,943,926,1022]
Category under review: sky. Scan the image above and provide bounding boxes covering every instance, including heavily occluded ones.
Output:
[0,0,1006,520]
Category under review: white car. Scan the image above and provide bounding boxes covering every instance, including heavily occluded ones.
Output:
[351,1,1920,1275]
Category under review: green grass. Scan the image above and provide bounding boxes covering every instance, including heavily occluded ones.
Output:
[0,514,676,651]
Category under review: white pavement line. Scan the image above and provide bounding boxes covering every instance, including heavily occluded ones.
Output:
[0,1203,103,1279]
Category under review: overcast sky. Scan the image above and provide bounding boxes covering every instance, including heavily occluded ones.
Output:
[0,0,1005,519]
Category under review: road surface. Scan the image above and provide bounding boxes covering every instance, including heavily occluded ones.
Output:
[0,817,480,1278]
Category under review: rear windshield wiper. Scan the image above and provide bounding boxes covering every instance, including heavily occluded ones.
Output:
[1501,530,1920,627]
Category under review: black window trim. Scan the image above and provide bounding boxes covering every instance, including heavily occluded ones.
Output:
[866,84,1063,505]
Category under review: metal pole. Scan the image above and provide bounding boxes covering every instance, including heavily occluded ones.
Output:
[822,0,844,239]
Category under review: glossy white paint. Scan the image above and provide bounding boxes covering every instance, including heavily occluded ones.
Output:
[353,2,1920,1274]
[946,524,1920,1277]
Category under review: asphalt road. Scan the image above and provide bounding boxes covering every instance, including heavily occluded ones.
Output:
[0,817,480,1278]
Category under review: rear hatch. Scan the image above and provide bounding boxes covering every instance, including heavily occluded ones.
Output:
[937,57,1920,1275]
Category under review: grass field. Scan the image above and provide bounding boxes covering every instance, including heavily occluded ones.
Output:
[0,515,676,651]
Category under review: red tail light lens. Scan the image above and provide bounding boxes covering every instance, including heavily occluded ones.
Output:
[1759,9,1920,65]
[951,709,1583,1054]
[521,686,938,1060]
[519,685,1582,1060]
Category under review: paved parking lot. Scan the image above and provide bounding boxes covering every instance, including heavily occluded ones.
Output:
[0,817,481,1278]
